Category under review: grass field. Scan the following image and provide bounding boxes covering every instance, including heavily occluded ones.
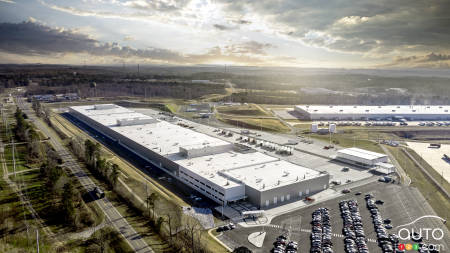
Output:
[3,143,33,174]
[308,132,384,153]
[0,177,53,253]
[407,150,450,194]
[386,146,450,231]
[217,115,290,133]
[216,104,271,116]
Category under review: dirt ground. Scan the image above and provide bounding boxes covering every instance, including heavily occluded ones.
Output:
[406,141,450,183]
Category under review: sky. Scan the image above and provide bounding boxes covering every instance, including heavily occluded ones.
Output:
[0,0,449,68]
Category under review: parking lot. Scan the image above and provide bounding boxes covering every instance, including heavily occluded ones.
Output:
[219,181,450,252]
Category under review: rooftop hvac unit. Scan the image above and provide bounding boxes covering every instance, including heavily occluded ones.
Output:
[255,178,262,183]
[282,171,289,177]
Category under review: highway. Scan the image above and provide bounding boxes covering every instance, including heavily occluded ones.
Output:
[16,97,153,253]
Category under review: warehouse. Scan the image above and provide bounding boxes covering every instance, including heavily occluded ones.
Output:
[69,104,329,208]
[334,147,389,167]
[295,105,450,121]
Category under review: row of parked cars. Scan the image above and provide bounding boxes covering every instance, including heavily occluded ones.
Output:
[311,207,333,253]
[418,122,450,127]
[272,234,298,253]
[215,222,235,232]
[365,194,396,252]
[339,200,369,253]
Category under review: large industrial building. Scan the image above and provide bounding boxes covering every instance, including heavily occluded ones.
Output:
[295,105,450,121]
[69,104,329,209]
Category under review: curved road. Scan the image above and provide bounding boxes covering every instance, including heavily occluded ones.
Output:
[16,97,153,253]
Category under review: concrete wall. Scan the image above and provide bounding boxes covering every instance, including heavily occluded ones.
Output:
[246,173,330,209]
[336,152,387,166]
[178,165,245,204]
[179,143,233,158]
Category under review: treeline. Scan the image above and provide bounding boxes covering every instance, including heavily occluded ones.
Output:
[23,81,226,100]
[68,136,216,252]
[225,90,450,105]
[12,108,100,229]
[13,108,41,162]
[69,138,119,188]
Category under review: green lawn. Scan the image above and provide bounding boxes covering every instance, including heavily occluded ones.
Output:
[309,133,384,153]
[4,143,34,174]
[0,175,53,252]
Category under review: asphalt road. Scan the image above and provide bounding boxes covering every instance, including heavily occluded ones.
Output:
[16,97,154,253]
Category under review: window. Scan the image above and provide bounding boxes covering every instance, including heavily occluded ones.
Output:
[286,194,290,201]
[299,191,303,197]
[281,195,284,202]
[273,196,277,205]
[306,189,310,195]
[265,200,269,207]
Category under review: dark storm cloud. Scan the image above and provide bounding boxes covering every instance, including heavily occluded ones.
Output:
[213,24,234,31]
[218,0,450,54]
[0,21,185,61]
[0,21,277,65]
[232,19,252,25]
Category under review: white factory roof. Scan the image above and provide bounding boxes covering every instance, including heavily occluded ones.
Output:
[70,104,324,191]
[112,123,229,156]
[175,151,278,188]
[71,105,229,156]
[222,160,322,191]
[337,148,387,161]
[296,105,450,115]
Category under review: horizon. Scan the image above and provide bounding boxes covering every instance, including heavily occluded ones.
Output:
[1,0,449,69]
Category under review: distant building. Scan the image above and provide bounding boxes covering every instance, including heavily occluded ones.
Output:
[295,105,450,121]
[335,148,388,167]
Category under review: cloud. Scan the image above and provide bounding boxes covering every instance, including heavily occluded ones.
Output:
[232,19,252,25]
[122,0,191,12]
[0,0,15,3]
[0,21,185,62]
[0,21,284,66]
[213,24,234,31]
[223,41,274,55]
[217,0,450,56]
[383,52,450,68]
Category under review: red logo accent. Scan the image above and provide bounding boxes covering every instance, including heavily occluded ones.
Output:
[398,244,405,250]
